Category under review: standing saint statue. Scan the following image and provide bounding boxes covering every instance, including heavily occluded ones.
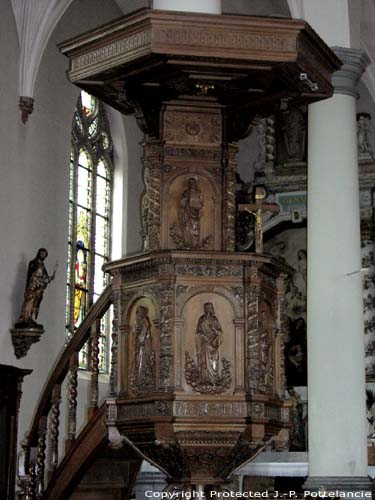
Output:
[131,305,154,393]
[195,302,223,384]
[357,113,374,160]
[180,177,204,248]
[17,248,57,327]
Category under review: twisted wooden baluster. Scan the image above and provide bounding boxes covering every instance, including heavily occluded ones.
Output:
[35,417,47,498]
[47,384,61,481]
[28,463,37,500]
[17,432,31,499]
[66,352,78,451]
[88,319,101,418]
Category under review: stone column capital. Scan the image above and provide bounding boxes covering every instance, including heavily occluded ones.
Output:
[331,47,370,98]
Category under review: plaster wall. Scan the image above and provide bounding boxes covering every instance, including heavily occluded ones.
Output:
[0,0,144,449]
[297,0,352,48]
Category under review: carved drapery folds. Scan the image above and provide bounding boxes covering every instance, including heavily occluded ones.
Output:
[57,5,343,484]
[185,302,232,394]
[169,177,213,250]
[129,304,156,396]
[104,252,290,483]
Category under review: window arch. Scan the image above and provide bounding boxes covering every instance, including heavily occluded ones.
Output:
[66,90,113,371]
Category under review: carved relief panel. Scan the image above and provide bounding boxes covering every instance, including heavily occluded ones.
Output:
[177,292,236,395]
[246,265,280,397]
[121,297,159,397]
[257,300,276,395]
[158,100,226,251]
[164,174,217,250]
[163,108,222,146]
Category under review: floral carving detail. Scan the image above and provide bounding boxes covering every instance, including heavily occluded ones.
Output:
[185,352,231,394]
[185,121,201,136]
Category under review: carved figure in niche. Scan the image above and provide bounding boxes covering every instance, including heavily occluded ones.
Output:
[284,248,307,320]
[181,177,203,247]
[17,248,57,327]
[259,309,273,392]
[294,249,307,298]
[357,113,374,159]
[287,387,306,451]
[170,177,212,249]
[196,302,223,384]
[185,302,231,394]
[282,108,306,162]
[130,305,155,395]
[285,317,307,386]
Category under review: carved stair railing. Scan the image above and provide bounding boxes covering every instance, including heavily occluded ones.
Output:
[17,285,113,499]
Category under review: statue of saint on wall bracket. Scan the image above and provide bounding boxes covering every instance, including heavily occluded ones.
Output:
[185,302,231,394]
[170,177,213,250]
[10,248,57,359]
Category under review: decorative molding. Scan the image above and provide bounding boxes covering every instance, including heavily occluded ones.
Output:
[10,326,44,359]
[164,147,221,161]
[174,401,246,418]
[176,264,242,277]
[154,27,296,53]
[159,286,174,389]
[71,30,152,73]
[332,47,370,98]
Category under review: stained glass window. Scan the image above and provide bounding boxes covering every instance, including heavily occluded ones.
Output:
[66,90,113,372]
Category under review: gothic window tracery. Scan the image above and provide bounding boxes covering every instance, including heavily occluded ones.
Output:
[66,90,113,372]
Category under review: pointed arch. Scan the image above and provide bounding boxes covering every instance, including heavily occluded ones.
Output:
[66,90,114,371]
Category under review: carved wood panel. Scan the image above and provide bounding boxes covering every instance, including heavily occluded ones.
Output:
[181,292,235,395]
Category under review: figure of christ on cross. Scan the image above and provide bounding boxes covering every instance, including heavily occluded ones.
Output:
[238,187,280,254]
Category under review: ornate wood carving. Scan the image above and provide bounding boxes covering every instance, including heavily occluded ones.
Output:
[184,302,231,394]
[110,278,121,396]
[159,286,174,390]
[169,177,213,250]
[223,144,237,251]
[47,385,61,479]
[142,139,163,251]
[129,304,156,396]
[89,319,100,413]
[57,4,340,486]
[60,10,340,116]
[67,354,78,445]
[36,416,47,497]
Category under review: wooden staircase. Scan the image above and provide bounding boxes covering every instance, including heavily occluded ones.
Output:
[16,285,142,499]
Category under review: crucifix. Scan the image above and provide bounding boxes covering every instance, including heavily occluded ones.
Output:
[239,187,280,254]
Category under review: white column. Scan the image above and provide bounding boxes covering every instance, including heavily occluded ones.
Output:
[305,48,372,494]
[153,0,221,14]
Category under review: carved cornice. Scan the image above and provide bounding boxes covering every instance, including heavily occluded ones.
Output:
[59,9,340,136]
